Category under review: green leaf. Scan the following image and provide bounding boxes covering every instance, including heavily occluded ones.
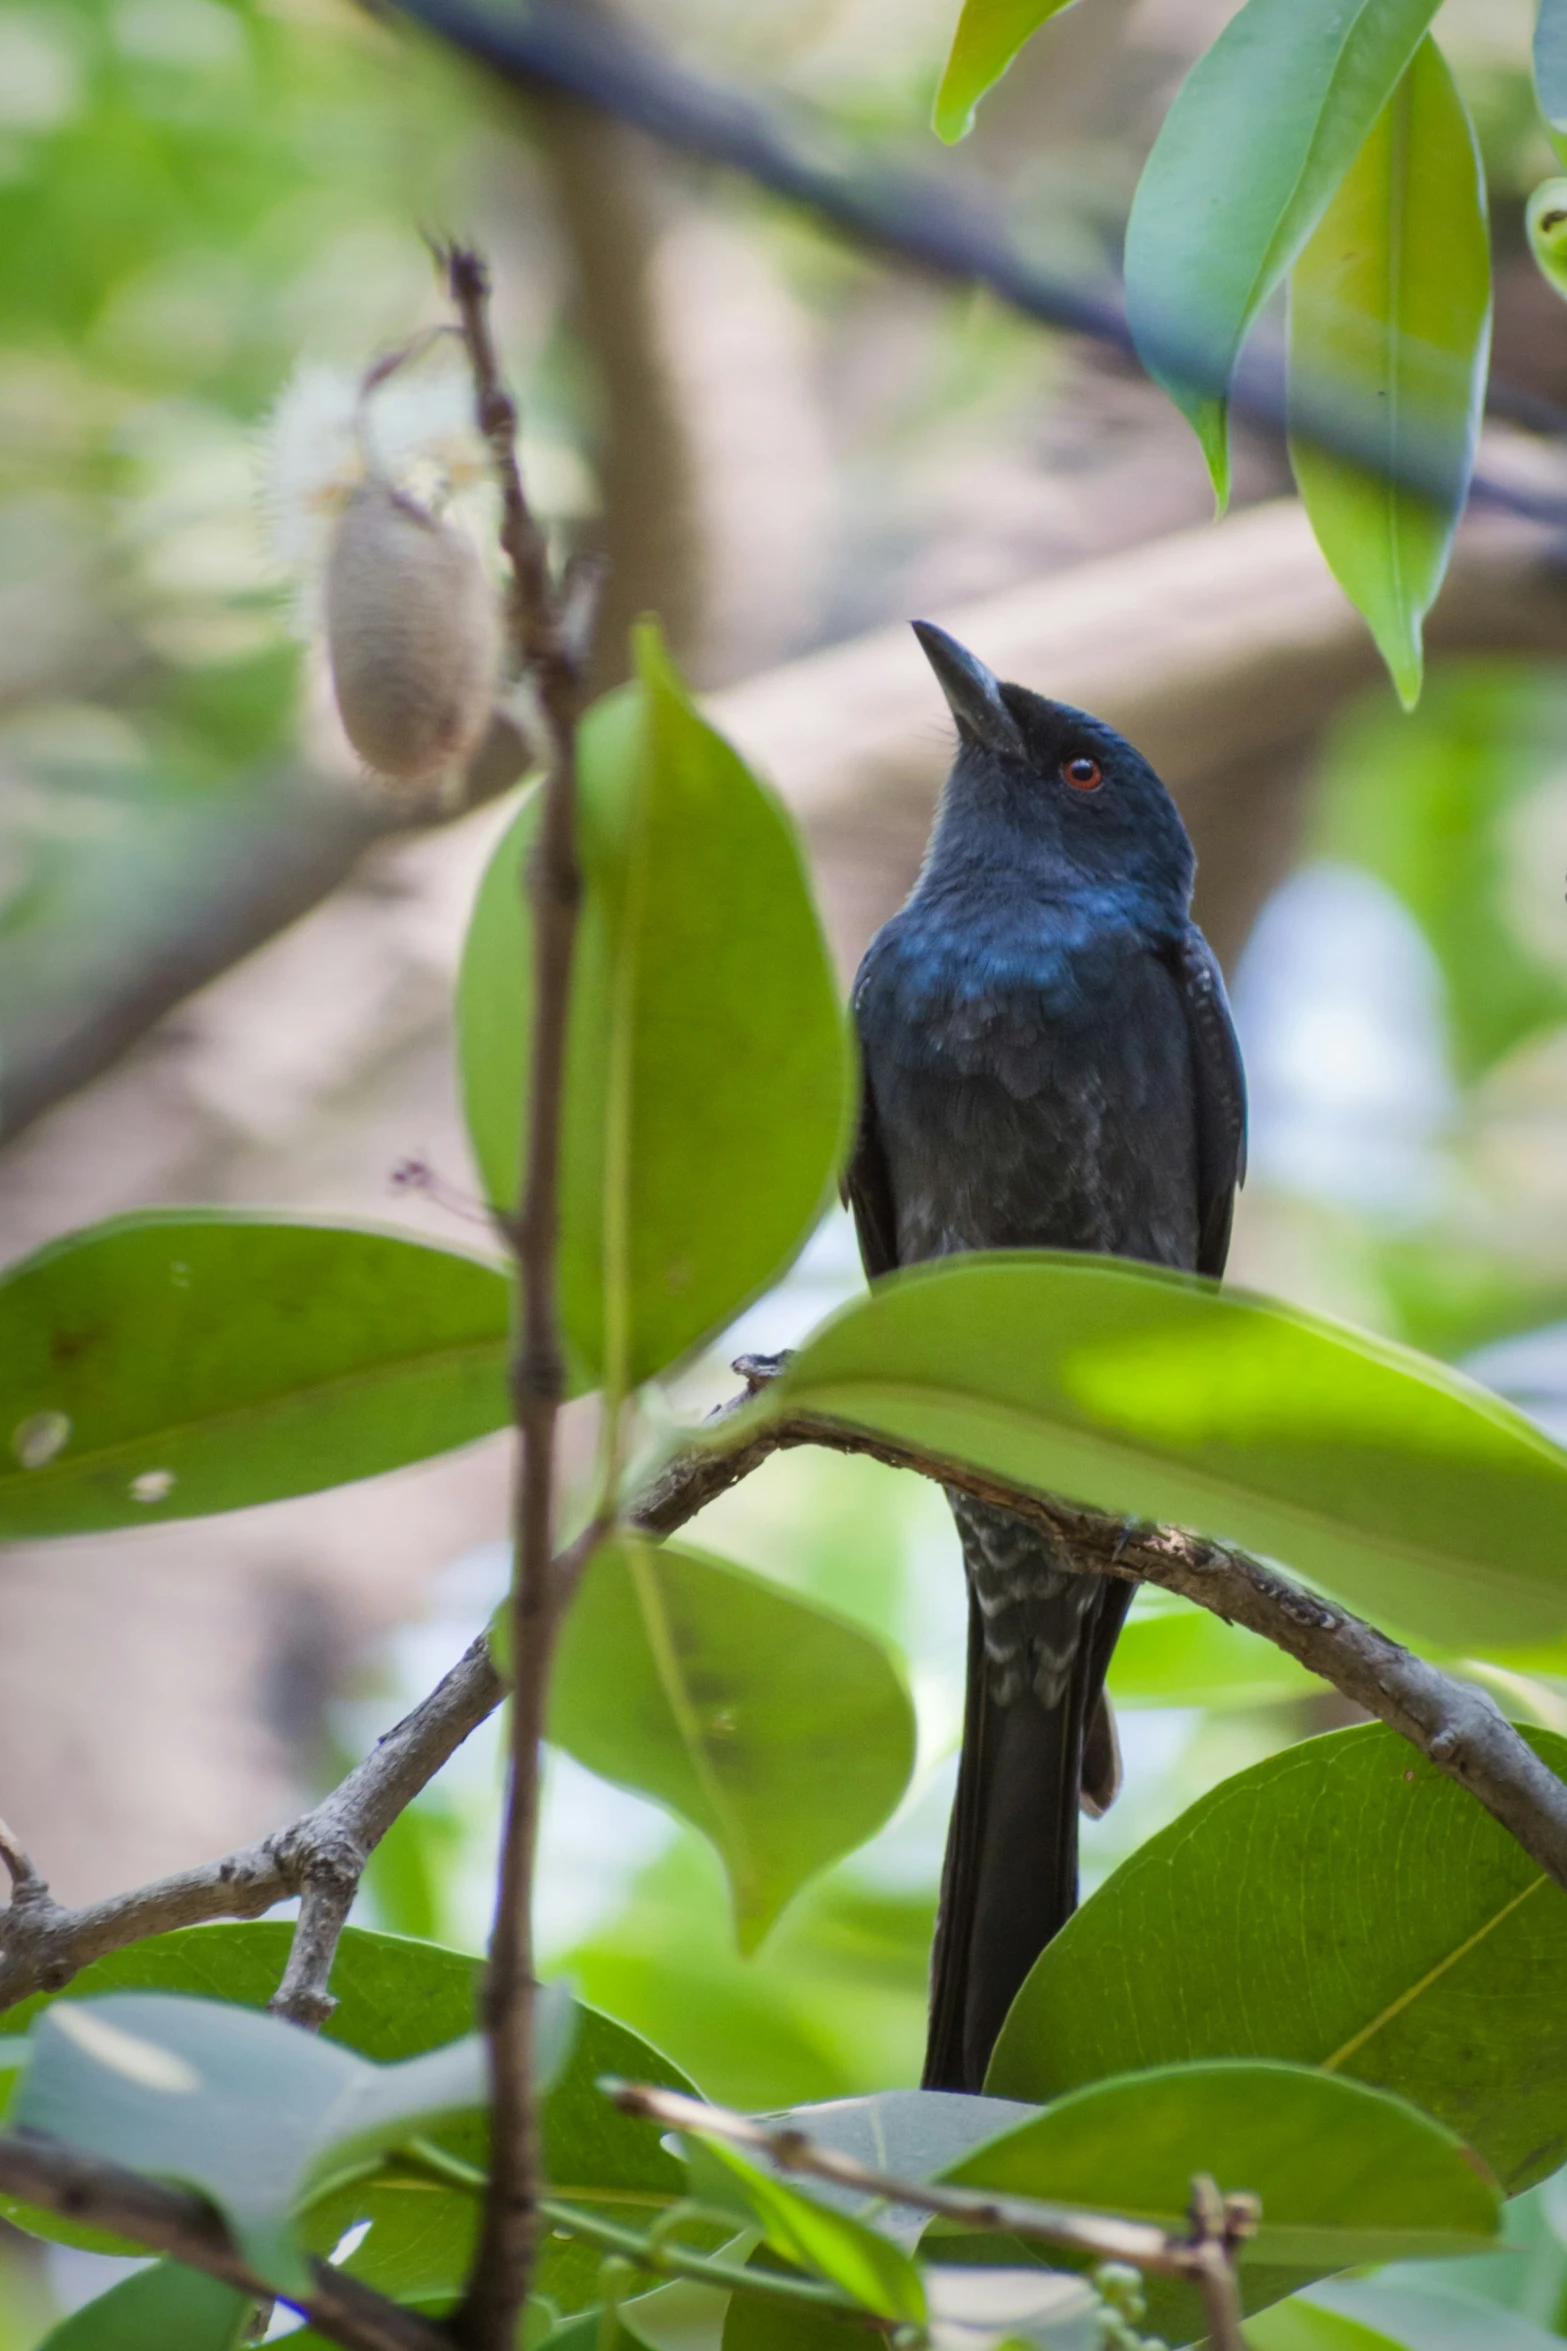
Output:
[0,1213,511,1538]
[1302,2277,1567,2348]
[34,2263,251,2351]
[543,1535,917,1950]
[757,1253,1567,1648]
[680,2137,925,2322]
[458,624,850,1392]
[944,2060,1499,2264]
[1124,0,1441,504]
[11,1994,486,2292]
[988,1722,1567,2194]
[1527,176,1567,300]
[922,2266,1101,2350]
[931,0,1079,143]
[2,1922,696,2317]
[749,2091,1039,2242]
[1536,0,1567,156]
[1287,38,1489,710]
[1245,2301,1407,2351]
[1108,1593,1317,1709]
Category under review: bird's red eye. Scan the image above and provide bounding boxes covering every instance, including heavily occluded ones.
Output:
[1062,755,1102,791]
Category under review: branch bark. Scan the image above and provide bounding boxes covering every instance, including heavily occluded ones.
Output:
[0,2130,453,2351]
[444,242,591,2351]
[608,2081,1252,2351]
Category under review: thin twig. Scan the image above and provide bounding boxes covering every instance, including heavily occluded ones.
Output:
[0,1635,501,2017]
[269,1864,361,2031]
[443,240,594,2351]
[0,2130,452,2351]
[386,0,1567,530]
[536,2198,861,2314]
[606,2082,1257,2295]
[0,1819,42,1900]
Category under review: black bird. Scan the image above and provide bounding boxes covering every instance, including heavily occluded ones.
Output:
[845,623,1246,2093]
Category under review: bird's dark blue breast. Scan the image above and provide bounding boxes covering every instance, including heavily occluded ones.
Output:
[854,894,1200,1272]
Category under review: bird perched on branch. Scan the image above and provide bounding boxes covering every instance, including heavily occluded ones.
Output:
[845,623,1246,2093]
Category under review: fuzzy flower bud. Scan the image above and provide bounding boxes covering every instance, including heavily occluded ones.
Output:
[323,476,499,786]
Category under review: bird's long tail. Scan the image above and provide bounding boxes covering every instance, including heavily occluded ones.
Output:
[923,1496,1133,2092]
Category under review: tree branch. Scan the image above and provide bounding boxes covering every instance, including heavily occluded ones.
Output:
[443,241,592,2351]
[0,1635,501,2017]
[608,2081,1252,2350]
[9,1356,1567,2032]
[0,2130,453,2351]
[387,0,1567,530]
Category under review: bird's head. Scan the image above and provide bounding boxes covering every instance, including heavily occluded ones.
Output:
[913,620,1195,917]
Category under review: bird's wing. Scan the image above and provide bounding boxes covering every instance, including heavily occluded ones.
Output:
[1164,926,1247,1278]
[842,1054,901,1280]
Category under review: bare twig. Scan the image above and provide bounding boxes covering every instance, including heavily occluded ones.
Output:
[0,1634,501,2017]
[0,2130,452,2351]
[443,240,593,2351]
[386,0,1567,528]
[0,1818,41,1900]
[268,1866,361,2031]
[607,2081,1257,2301]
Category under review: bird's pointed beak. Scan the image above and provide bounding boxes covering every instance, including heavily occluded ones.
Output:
[912,621,1025,758]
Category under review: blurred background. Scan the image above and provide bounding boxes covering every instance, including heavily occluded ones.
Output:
[8,0,1567,2335]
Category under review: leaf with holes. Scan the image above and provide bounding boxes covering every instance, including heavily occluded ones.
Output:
[1287,38,1489,709]
[989,1723,1567,2196]
[459,623,850,1393]
[1125,0,1442,502]
[0,1213,511,1538]
[514,1536,917,1950]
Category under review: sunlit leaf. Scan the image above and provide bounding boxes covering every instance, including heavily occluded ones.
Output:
[931,0,1079,143]
[2,1922,694,2317]
[1244,2300,1407,2351]
[680,2136,925,2322]
[1288,38,1489,709]
[458,624,851,1391]
[536,1535,916,1950]
[33,2263,252,2351]
[756,1252,1567,1648]
[989,1723,1567,2195]
[938,2058,1499,2342]
[0,1213,511,1538]
[11,1994,486,2291]
[1125,0,1441,502]
[922,2265,1103,2350]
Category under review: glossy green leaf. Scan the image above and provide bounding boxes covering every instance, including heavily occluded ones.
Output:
[1288,38,1489,710]
[0,1213,511,1538]
[543,1535,917,1950]
[923,2266,1101,2350]
[756,1253,1567,1648]
[681,2137,925,2322]
[1310,664,1567,1088]
[1535,0,1567,157]
[1124,0,1440,502]
[2,1922,696,2316]
[931,0,1079,142]
[35,2263,251,2351]
[1108,1593,1317,1709]
[1304,2275,1567,2349]
[458,624,850,1391]
[989,1723,1567,2194]
[1246,2301,1406,2351]
[751,2091,1038,2243]
[944,2061,1498,2267]
[11,1994,486,2291]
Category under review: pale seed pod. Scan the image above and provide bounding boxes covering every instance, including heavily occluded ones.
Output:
[324,476,499,785]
